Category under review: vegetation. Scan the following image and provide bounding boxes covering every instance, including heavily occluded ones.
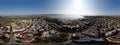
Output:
[0,17,14,26]
[44,17,62,25]
[32,33,69,43]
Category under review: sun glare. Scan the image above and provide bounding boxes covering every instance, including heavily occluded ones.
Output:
[67,0,85,18]
[65,0,96,18]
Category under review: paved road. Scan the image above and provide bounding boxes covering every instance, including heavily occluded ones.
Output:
[8,26,17,44]
[62,33,73,44]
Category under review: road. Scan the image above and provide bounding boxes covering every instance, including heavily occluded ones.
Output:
[62,33,73,44]
[8,26,17,44]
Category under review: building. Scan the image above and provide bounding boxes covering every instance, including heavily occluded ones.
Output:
[71,33,91,42]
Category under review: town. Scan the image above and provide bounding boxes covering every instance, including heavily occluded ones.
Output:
[0,16,119,44]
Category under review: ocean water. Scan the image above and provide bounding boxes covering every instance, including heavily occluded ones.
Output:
[48,14,84,19]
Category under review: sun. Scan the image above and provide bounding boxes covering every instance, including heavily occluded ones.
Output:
[65,0,96,18]
[66,0,85,18]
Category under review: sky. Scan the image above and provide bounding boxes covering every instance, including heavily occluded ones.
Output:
[0,0,72,15]
[0,0,120,15]
[92,0,120,15]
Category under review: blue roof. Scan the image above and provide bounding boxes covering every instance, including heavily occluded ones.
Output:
[47,33,54,37]
[91,38,102,41]
[16,36,22,39]
[27,34,33,37]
